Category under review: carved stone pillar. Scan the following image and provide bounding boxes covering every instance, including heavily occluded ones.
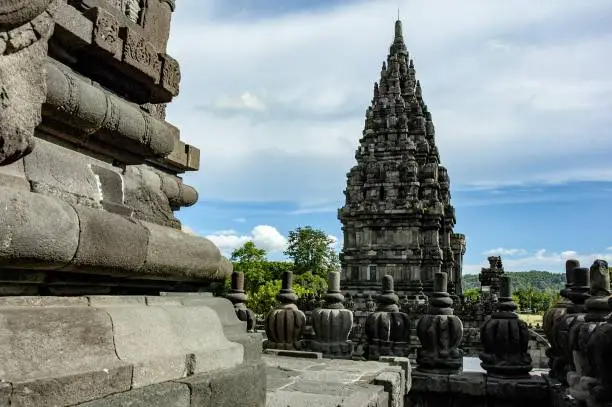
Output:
[416,271,463,373]
[264,271,306,350]
[226,271,255,332]
[568,260,611,403]
[0,0,58,165]
[364,274,410,360]
[543,259,579,380]
[479,275,532,378]
[311,271,353,358]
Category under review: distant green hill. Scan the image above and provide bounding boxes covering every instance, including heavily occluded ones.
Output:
[462,270,566,292]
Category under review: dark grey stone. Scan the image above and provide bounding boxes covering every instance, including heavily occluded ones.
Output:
[63,204,149,276]
[338,19,466,300]
[0,188,80,269]
[179,362,266,407]
[0,1,56,166]
[11,366,133,407]
[0,383,11,407]
[76,382,190,407]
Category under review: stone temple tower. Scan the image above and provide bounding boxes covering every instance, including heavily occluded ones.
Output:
[338,20,466,301]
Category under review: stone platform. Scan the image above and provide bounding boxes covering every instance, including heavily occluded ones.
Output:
[0,294,265,407]
[264,351,411,407]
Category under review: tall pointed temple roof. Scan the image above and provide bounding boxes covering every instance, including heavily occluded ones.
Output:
[338,20,466,300]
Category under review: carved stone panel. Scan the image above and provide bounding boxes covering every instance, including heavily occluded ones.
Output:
[122,26,161,82]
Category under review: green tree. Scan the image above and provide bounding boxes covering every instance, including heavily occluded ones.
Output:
[284,226,340,277]
[247,278,318,316]
[463,288,479,302]
[230,241,271,293]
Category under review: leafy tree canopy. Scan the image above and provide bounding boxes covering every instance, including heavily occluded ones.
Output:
[284,226,340,278]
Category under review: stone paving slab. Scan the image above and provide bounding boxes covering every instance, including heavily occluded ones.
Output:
[263,354,408,407]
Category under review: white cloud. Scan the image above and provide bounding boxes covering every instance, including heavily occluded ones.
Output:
[212,229,238,235]
[215,91,267,111]
[482,248,528,257]
[463,249,612,274]
[232,217,247,223]
[607,247,612,251]
[166,0,612,204]
[205,225,288,256]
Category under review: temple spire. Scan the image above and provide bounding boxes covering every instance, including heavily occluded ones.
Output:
[394,19,403,42]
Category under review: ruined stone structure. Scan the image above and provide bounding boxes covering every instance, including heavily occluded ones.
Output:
[0,2,265,406]
[479,256,505,300]
[338,19,466,301]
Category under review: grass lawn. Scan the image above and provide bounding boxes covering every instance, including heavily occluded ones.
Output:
[518,313,543,326]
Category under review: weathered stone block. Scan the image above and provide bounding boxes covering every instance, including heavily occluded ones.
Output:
[179,362,266,407]
[140,221,229,281]
[23,137,103,208]
[77,382,191,407]
[63,204,149,275]
[11,366,133,407]
[0,187,80,269]
[448,372,486,397]
[0,158,29,190]
[0,383,10,407]
[88,7,121,58]
[0,305,132,406]
[122,26,161,82]
[373,369,404,407]
[101,304,243,387]
[160,53,180,96]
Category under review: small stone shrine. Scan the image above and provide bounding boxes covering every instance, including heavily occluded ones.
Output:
[264,270,306,351]
[338,19,466,300]
[0,2,264,406]
[310,270,354,358]
[479,275,532,378]
[416,271,463,373]
[364,274,411,360]
[479,256,505,300]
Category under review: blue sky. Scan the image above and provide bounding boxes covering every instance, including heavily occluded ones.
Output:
[167,0,612,274]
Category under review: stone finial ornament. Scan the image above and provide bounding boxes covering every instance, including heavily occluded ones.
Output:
[479,275,532,377]
[0,0,58,166]
[311,271,354,358]
[364,275,410,360]
[568,260,611,402]
[552,266,590,384]
[543,259,579,380]
[416,272,463,372]
[264,271,306,350]
[226,271,255,332]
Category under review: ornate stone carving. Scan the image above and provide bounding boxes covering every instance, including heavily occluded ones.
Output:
[552,266,591,385]
[226,271,255,332]
[338,20,465,300]
[122,26,161,82]
[416,272,463,373]
[264,271,306,350]
[311,271,353,358]
[568,260,611,403]
[364,275,410,360]
[479,275,533,378]
[543,259,579,380]
[160,53,180,96]
[89,7,121,57]
[0,0,57,166]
